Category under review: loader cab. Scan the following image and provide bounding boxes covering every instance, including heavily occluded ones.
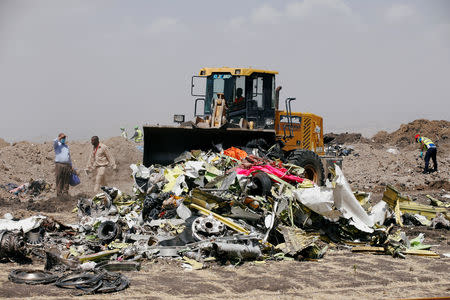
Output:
[192,68,278,129]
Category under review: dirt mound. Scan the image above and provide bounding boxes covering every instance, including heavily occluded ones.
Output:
[342,143,449,192]
[372,119,450,148]
[324,132,369,144]
[104,136,143,189]
[0,136,142,198]
[27,195,83,213]
[0,138,9,149]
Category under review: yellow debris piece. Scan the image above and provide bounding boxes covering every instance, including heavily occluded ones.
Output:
[383,185,448,220]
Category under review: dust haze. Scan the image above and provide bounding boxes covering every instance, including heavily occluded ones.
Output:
[0,0,449,142]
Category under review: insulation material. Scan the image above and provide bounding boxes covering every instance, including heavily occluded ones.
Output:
[0,215,46,233]
[333,165,374,233]
[293,187,341,222]
[369,201,390,226]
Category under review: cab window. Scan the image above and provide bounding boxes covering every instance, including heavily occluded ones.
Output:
[205,74,234,113]
[233,76,245,105]
[252,77,264,109]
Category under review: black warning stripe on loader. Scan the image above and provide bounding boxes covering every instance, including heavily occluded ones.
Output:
[303,118,311,149]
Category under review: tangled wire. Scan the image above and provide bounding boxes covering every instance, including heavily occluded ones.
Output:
[9,269,129,296]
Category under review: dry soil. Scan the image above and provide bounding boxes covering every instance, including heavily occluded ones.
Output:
[0,119,449,299]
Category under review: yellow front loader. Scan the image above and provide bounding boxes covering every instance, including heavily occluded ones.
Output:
[143,67,342,184]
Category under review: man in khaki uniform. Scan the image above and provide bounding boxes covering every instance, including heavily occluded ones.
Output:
[86,136,117,193]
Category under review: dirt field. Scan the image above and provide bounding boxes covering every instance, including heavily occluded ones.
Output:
[0,119,449,299]
[0,136,142,200]
[0,226,448,300]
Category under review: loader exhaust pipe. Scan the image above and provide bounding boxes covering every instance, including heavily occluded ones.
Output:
[275,86,282,110]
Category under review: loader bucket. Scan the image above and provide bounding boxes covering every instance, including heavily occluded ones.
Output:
[143,126,276,166]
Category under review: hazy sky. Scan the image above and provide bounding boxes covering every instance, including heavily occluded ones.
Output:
[1,0,449,142]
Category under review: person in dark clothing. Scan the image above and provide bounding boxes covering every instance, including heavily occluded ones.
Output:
[234,88,244,104]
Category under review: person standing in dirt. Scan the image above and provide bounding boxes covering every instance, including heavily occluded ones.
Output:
[415,134,437,174]
[129,126,143,143]
[120,127,127,139]
[53,133,72,198]
[86,136,117,193]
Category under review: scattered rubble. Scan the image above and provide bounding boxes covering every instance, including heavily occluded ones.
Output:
[0,179,49,196]
[0,230,26,261]
[0,143,448,295]
[324,132,369,144]
[0,120,449,297]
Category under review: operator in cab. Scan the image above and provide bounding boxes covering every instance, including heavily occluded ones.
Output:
[234,88,244,104]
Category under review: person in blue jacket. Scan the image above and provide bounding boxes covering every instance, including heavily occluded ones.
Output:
[53,133,73,198]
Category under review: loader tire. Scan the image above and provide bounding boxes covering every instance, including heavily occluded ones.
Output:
[287,149,324,185]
